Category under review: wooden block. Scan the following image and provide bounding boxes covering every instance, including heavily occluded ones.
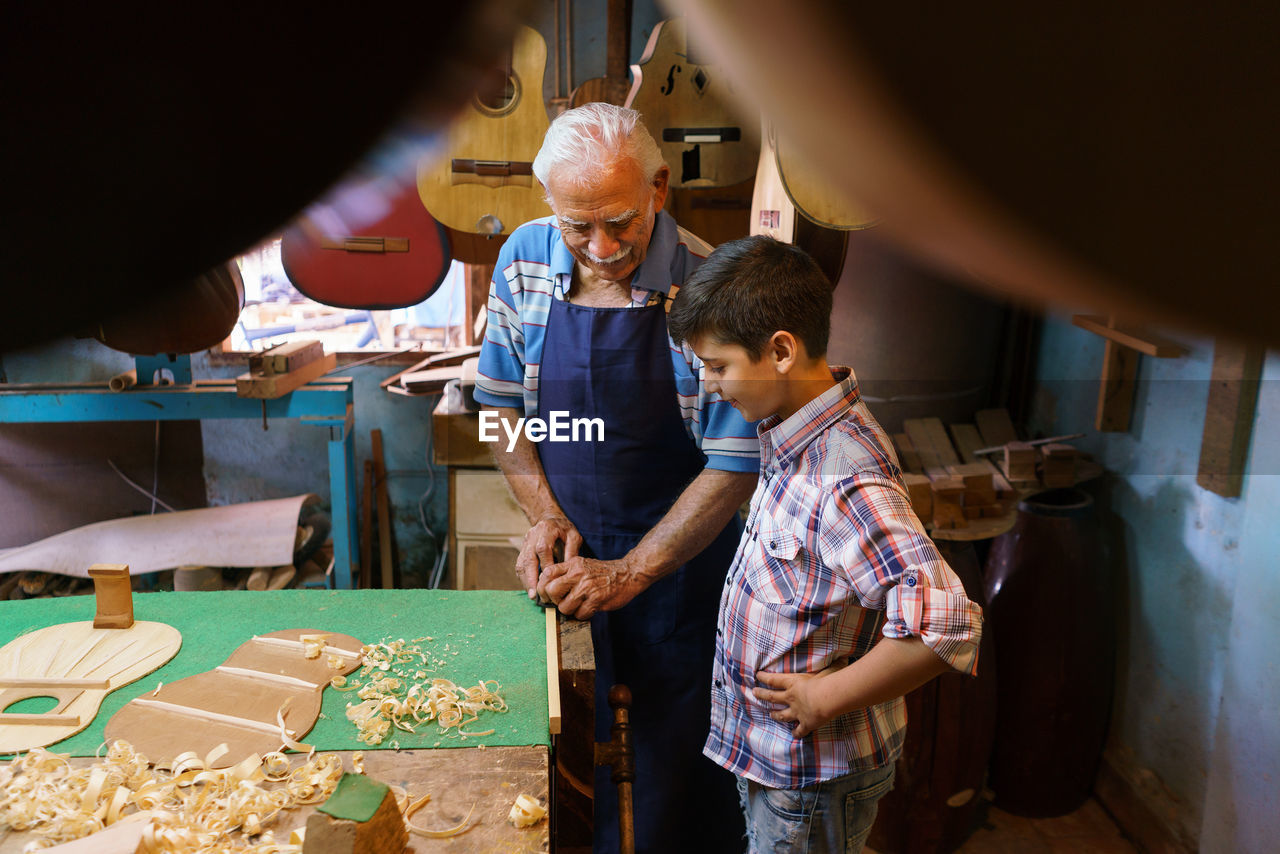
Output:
[236,351,337,399]
[946,462,995,491]
[980,504,1007,518]
[892,433,924,473]
[305,773,407,854]
[962,505,982,520]
[975,408,1019,447]
[930,476,965,498]
[249,339,325,376]
[1096,338,1140,432]
[964,486,997,506]
[546,608,562,736]
[1197,339,1264,498]
[902,421,942,470]
[902,473,933,520]
[949,423,986,463]
[932,500,968,530]
[87,563,133,629]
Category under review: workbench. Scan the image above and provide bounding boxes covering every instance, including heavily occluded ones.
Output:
[0,360,360,588]
[0,589,555,852]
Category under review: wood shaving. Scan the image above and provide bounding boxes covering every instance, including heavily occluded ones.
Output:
[298,634,330,660]
[339,637,508,745]
[0,740,345,852]
[403,792,475,839]
[507,793,547,827]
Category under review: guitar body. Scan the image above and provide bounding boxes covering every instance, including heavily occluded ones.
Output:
[775,128,878,231]
[281,179,452,310]
[417,25,551,236]
[752,121,851,286]
[626,17,759,189]
[0,620,181,753]
[105,628,363,767]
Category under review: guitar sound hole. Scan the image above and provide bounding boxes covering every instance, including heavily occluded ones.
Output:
[475,70,522,118]
[4,695,60,714]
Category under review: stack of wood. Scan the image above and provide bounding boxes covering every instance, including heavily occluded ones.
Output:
[1040,443,1079,488]
[893,414,1018,531]
[1002,441,1039,487]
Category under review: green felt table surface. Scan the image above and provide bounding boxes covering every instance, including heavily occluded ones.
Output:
[0,588,551,758]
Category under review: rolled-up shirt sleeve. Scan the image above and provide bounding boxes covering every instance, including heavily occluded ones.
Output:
[818,472,983,675]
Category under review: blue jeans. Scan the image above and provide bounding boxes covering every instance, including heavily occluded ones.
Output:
[737,763,896,853]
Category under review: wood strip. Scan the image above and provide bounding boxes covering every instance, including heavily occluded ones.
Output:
[892,432,923,473]
[1096,339,1139,432]
[0,677,109,689]
[545,608,562,736]
[1197,338,1264,498]
[249,636,361,659]
[235,352,337,400]
[214,666,321,689]
[1071,315,1186,358]
[371,429,394,589]
[0,713,80,726]
[127,698,283,735]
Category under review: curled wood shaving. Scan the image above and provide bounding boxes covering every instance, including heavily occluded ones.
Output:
[338,637,508,745]
[404,792,476,839]
[508,793,547,827]
[298,634,330,660]
[0,740,344,852]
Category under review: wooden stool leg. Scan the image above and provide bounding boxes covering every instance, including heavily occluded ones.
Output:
[594,684,635,854]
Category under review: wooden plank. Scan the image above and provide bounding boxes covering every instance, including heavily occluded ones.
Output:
[400,365,467,394]
[248,339,325,376]
[1071,315,1186,358]
[545,609,562,736]
[974,408,1019,447]
[903,419,943,470]
[949,423,986,463]
[1096,339,1139,432]
[920,417,960,465]
[235,352,336,400]
[370,430,394,590]
[892,432,923,473]
[1197,338,1264,497]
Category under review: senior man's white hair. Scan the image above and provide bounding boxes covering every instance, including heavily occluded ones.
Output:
[532,102,666,196]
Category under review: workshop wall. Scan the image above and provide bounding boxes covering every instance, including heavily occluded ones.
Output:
[1029,314,1278,851]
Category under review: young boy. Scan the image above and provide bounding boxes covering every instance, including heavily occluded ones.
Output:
[667,236,984,853]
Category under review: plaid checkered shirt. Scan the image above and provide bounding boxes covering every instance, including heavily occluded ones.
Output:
[704,368,983,789]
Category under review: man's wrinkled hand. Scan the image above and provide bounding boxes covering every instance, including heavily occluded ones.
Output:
[538,556,647,620]
[515,514,582,601]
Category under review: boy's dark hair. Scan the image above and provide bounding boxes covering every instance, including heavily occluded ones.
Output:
[668,235,833,359]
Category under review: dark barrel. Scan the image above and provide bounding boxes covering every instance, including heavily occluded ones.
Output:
[867,539,998,853]
[983,487,1114,816]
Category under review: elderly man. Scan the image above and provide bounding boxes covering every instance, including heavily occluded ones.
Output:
[473,103,756,852]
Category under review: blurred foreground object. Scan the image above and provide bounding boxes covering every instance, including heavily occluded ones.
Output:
[1,1,530,352]
[671,1,1280,344]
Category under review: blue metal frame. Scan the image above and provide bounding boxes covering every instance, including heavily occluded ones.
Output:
[0,361,359,589]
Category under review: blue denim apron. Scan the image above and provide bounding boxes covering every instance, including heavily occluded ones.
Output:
[537,294,745,853]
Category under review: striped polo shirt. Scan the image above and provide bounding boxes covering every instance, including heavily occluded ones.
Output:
[472,211,760,472]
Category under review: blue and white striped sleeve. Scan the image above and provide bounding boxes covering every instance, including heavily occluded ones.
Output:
[473,247,527,410]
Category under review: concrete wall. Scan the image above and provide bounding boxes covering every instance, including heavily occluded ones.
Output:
[1030,314,1278,851]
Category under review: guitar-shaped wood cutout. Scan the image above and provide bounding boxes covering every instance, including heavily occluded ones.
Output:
[625,17,758,189]
[417,25,551,237]
[0,566,181,754]
[751,119,852,286]
[104,628,363,767]
[281,177,452,310]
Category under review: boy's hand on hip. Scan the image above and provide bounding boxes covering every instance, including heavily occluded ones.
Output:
[754,669,831,738]
[538,556,646,620]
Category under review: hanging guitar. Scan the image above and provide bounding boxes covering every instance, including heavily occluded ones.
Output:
[625,17,758,189]
[416,25,551,240]
[751,119,851,286]
[280,177,452,310]
[773,125,878,231]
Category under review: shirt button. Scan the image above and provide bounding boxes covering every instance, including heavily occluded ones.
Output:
[768,540,777,549]
[714,679,722,688]
[905,576,917,587]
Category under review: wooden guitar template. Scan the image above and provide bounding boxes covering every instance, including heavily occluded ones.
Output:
[104,628,363,767]
[0,567,182,754]
[417,25,551,237]
[625,17,759,189]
